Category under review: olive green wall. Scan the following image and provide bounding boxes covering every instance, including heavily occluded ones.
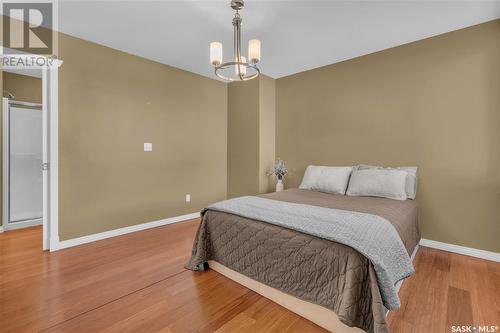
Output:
[58,34,227,240]
[2,15,498,254]
[227,78,260,198]
[276,20,500,252]
[0,32,228,237]
[258,75,276,194]
[227,76,276,198]
[2,72,42,103]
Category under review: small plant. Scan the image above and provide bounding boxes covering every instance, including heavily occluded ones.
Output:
[273,159,288,181]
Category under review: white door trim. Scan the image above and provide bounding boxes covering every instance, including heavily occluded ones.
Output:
[3,218,42,230]
[48,66,60,250]
[2,98,10,233]
[42,68,49,250]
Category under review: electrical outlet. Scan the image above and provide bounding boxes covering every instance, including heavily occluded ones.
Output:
[144,143,153,151]
[185,194,191,203]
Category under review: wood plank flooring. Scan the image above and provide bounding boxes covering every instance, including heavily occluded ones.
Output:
[0,221,498,333]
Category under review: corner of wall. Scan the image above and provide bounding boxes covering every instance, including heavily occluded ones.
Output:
[226,75,277,197]
[258,75,276,194]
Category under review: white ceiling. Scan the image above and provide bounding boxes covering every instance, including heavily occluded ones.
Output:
[56,0,500,79]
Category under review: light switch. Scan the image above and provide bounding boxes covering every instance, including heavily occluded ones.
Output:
[185,194,191,202]
[144,143,153,152]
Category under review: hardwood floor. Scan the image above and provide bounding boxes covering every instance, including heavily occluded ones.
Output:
[0,221,498,333]
[387,243,500,333]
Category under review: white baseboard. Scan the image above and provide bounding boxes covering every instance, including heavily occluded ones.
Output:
[45,217,500,263]
[0,225,3,233]
[51,212,200,252]
[420,238,500,263]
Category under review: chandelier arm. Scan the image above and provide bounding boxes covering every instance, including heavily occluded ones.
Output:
[214,61,259,82]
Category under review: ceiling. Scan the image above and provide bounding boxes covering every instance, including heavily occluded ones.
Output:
[56,0,500,79]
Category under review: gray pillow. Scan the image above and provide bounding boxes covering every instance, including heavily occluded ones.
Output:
[299,165,353,195]
[346,169,408,200]
[357,164,418,199]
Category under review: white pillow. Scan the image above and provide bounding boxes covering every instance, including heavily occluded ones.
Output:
[357,164,418,199]
[299,165,353,195]
[398,167,418,199]
[346,169,408,200]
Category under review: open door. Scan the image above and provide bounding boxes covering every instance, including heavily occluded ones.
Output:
[2,96,46,245]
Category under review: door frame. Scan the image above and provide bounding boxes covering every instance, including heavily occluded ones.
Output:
[1,51,62,251]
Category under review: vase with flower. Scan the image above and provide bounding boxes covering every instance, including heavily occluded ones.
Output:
[272,159,288,192]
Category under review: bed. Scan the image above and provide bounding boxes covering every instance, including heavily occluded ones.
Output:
[186,188,420,333]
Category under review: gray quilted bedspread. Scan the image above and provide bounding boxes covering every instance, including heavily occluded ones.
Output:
[186,189,420,333]
[204,196,413,310]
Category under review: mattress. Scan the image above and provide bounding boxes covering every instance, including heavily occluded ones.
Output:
[186,189,420,333]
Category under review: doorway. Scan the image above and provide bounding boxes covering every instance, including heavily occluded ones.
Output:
[1,51,61,251]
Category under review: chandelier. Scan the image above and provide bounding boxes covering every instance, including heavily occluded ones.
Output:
[209,0,261,81]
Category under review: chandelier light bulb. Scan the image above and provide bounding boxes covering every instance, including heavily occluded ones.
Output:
[210,42,223,66]
[248,39,261,64]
